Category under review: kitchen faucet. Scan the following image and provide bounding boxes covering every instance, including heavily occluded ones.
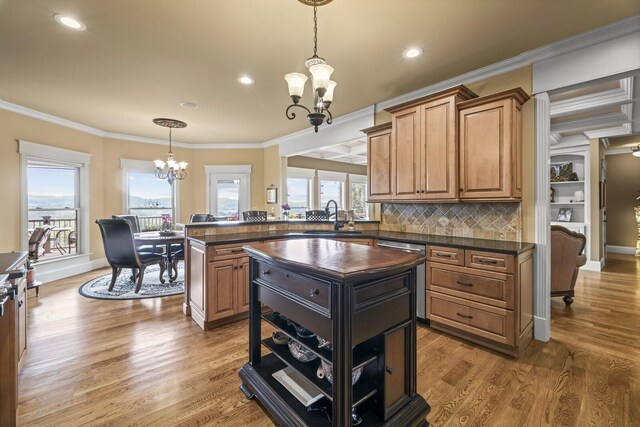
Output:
[324,199,344,231]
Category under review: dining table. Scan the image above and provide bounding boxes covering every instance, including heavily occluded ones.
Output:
[133,231,185,283]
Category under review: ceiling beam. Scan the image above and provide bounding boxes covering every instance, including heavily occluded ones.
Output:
[550,111,631,133]
[550,77,635,118]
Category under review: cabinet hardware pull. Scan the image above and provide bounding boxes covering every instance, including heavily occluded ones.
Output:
[285,273,290,278]
[234,266,238,270]
[456,312,473,319]
[459,188,464,192]
[231,249,244,253]
[456,281,473,286]
[436,253,452,258]
[421,190,425,193]
[18,300,24,307]
[263,269,271,275]
[239,265,244,269]
[385,367,393,374]
[478,258,498,264]
[416,190,420,194]
[309,289,319,297]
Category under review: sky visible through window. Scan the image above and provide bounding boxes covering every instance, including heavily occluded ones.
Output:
[217,179,240,216]
[320,180,342,208]
[28,165,77,219]
[128,172,173,217]
[287,178,309,215]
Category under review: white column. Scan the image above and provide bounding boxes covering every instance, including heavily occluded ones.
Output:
[534,93,551,342]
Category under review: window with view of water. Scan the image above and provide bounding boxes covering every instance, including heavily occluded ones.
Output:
[216,179,240,218]
[27,162,80,259]
[128,172,174,229]
[320,179,344,209]
[287,178,311,216]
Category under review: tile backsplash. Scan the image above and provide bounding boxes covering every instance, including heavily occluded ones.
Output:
[380,203,522,241]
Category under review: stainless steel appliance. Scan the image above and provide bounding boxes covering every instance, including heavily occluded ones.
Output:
[377,240,427,321]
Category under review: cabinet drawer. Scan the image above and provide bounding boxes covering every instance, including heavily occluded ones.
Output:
[257,262,330,310]
[465,250,513,274]
[428,264,513,309]
[208,242,259,261]
[333,238,374,246]
[426,246,464,265]
[427,292,514,345]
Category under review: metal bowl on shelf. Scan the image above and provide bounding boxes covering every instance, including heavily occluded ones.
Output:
[319,359,363,385]
[288,340,318,362]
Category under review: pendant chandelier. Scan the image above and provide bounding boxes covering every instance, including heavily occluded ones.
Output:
[284,0,336,133]
[632,144,640,157]
[152,118,188,185]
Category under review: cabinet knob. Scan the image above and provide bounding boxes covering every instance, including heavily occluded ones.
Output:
[309,289,319,297]
[239,265,244,269]
[421,190,425,193]
[285,273,290,278]
[263,269,271,275]
[416,190,420,194]
[459,188,464,192]
[18,300,24,308]
[385,366,393,375]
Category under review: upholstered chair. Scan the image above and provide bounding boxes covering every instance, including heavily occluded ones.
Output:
[305,210,329,220]
[189,214,215,223]
[242,211,268,221]
[551,225,587,305]
[28,225,53,261]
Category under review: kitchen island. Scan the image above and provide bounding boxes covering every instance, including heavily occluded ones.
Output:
[239,238,430,426]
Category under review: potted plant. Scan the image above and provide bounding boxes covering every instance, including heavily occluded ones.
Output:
[281,203,291,220]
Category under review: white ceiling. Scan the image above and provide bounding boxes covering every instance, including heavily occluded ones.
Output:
[1,1,639,145]
[298,138,367,165]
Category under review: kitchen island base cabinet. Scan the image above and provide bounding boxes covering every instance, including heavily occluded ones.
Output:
[239,239,430,427]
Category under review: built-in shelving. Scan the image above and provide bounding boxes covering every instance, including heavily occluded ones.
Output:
[550,180,584,185]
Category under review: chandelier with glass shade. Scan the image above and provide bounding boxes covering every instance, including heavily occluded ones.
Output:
[152,118,188,185]
[284,0,336,133]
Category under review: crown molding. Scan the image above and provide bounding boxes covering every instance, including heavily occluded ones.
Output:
[550,76,634,118]
[605,147,634,155]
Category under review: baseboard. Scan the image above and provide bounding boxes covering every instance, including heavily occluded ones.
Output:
[533,316,550,342]
[581,260,602,271]
[35,255,107,283]
[607,245,636,255]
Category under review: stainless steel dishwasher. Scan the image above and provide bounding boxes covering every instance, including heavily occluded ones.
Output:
[377,240,427,322]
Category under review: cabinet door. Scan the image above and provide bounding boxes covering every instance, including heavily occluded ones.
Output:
[189,243,207,313]
[421,96,457,200]
[367,126,393,200]
[383,325,410,420]
[459,99,513,199]
[236,257,251,313]
[392,107,421,200]
[207,259,237,321]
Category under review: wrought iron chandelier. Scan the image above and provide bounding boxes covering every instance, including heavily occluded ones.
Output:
[284,0,336,133]
[632,144,640,157]
[152,118,188,185]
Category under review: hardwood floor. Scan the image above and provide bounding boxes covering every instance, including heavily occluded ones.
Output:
[18,254,639,426]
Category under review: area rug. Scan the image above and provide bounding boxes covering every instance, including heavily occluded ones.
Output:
[79,264,184,300]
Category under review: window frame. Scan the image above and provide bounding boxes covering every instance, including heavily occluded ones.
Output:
[348,174,370,219]
[19,140,91,260]
[287,167,315,213]
[120,159,179,223]
[205,165,252,219]
[318,170,347,210]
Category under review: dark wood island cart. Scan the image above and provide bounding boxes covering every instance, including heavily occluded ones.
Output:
[239,238,430,426]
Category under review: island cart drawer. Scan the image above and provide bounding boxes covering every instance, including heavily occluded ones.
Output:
[426,246,464,266]
[465,250,513,274]
[427,292,514,345]
[256,262,330,310]
[427,264,514,309]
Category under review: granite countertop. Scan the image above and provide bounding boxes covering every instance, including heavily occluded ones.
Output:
[188,230,535,255]
[184,219,380,228]
[0,252,28,275]
[243,238,425,281]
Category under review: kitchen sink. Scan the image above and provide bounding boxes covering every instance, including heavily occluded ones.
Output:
[302,230,363,234]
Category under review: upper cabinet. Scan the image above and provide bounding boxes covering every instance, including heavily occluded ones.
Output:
[458,88,529,200]
[364,123,394,201]
[364,85,529,203]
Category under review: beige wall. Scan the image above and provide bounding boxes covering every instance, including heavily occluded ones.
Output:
[589,139,605,261]
[374,66,535,242]
[606,152,640,248]
[1,108,274,260]
[287,156,367,175]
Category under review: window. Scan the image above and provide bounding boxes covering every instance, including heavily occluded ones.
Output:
[19,140,91,263]
[206,165,252,220]
[349,175,368,219]
[287,177,312,216]
[121,159,176,231]
[319,171,346,209]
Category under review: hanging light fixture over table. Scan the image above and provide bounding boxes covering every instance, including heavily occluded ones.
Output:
[152,118,188,185]
[284,0,336,133]
[631,144,640,157]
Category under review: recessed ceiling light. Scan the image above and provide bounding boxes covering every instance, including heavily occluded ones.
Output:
[402,47,423,59]
[180,102,199,110]
[238,76,254,85]
[54,14,86,31]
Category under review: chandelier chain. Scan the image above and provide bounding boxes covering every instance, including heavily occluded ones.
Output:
[313,2,318,57]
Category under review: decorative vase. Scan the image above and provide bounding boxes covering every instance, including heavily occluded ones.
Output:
[283,211,290,221]
[161,222,173,232]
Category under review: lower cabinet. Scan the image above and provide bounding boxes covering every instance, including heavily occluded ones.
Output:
[16,277,27,364]
[383,323,410,419]
[427,245,534,356]
[189,241,257,330]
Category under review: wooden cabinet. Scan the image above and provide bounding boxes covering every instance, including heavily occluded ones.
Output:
[189,241,258,330]
[365,123,393,201]
[16,278,26,365]
[458,88,529,200]
[370,85,477,202]
[426,246,533,356]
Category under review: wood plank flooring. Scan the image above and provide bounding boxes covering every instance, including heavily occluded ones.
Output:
[17,254,639,426]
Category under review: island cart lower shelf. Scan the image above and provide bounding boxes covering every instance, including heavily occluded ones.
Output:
[239,239,431,426]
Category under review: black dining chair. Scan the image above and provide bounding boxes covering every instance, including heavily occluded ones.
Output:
[242,210,267,221]
[96,219,166,293]
[305,210,329,221]
[189,213,215,223]
[170,249,184,282]
[112,214,141,233]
